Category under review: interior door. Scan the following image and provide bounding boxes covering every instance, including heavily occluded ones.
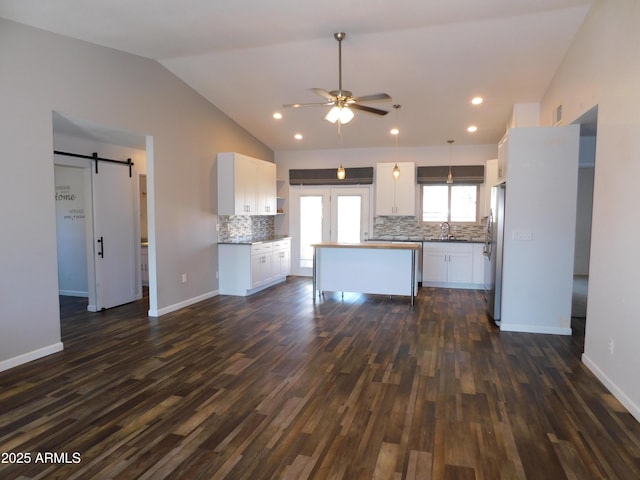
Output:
[92,161,138,310]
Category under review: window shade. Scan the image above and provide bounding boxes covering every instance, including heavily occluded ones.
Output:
[289,167,374,185]
[416,165,485,185]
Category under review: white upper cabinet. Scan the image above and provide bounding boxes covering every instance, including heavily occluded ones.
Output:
[256,160,276,215]
[375,162,416,216]
[217,152,277,215]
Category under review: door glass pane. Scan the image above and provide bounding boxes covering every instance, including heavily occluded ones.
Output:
[300,196,323,268]
[336,195,361,243]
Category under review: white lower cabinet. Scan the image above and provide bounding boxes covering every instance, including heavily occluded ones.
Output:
[251,243,274,288]
[219,238,291,296]
[422,242,484,289]
[271,239,291,278]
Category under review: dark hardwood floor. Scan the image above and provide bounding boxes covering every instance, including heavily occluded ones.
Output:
[1,277,639,479]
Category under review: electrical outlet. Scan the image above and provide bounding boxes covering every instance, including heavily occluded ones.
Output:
[181,273,187,283]
[608,338,614,355]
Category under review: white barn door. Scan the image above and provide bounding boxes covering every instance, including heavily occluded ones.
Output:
[91,161,137,310]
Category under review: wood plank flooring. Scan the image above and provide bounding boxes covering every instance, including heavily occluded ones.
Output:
[1,277,639,479]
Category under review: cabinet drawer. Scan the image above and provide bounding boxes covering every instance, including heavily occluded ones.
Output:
[271,239,291,250]
[251,243,273,255]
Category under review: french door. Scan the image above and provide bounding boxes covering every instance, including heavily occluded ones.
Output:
[291,186,370,276]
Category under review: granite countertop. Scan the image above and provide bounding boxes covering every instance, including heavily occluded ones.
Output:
[218,235,291,245]
[368,237,485,244]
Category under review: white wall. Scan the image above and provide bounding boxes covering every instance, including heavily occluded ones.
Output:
[500,126,580,335]
[540,0,640,421]
[0,18,272,371]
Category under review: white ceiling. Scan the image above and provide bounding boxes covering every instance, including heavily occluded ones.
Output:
[0,0,592,151]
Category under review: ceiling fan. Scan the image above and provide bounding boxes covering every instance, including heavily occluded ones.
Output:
[283,32,392,124]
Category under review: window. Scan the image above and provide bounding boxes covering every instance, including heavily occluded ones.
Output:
[422,184,478,223]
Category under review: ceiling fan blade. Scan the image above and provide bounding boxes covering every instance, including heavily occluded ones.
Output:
[310,88,336,101]
[350,103,389,116]
[351,93,392,103]
[283,101,333,108]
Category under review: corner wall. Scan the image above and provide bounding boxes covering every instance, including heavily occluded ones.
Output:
[0,18,272,370]
[540,0,640,421]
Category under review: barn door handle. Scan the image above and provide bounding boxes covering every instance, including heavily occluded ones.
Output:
[97,236,104,258]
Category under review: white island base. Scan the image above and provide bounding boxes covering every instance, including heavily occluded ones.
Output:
[312,242,419,306]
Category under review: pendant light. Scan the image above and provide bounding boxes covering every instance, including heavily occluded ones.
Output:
[391,105,401,179]
[337,121,346,180]
[446,139,454,184]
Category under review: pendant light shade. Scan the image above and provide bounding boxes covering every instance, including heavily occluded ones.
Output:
[446,139,454,184]
[392,163,400,179]
[337,164,346,179]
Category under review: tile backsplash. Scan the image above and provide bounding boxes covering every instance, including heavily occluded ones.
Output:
[218,215,275,242]
[371,216,487,241]
[218,214,486,242]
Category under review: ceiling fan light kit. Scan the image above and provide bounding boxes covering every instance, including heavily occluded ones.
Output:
[325,105,354,124]
[284,32,391,125]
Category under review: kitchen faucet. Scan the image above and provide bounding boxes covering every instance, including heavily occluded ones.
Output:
[440,222,450,240]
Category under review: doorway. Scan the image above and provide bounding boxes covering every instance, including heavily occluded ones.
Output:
[53,112,148,314]
[571,106,597,324]
[291,186,371,276]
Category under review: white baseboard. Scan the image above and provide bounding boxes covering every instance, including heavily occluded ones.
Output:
[499,323,572,335]
[59,290,88,297]
[582,353,640,423]
[148,290,219,317]
[0,342,64,373]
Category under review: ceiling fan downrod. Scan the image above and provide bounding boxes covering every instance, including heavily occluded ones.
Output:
[335,32,346,98]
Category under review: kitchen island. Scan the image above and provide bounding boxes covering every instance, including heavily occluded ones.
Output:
[311,242,419,305]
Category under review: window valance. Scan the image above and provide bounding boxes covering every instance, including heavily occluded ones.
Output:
[416,165,485,185]
[289,167,374,186]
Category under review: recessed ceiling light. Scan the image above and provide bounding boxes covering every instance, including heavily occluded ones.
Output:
[294,133,303,140]
[390,128,399,135]
[471,97,483,105]
[273,112,283,119]
[467,125,478,133]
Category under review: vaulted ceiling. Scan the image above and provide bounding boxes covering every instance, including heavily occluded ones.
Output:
[0,0,592,151]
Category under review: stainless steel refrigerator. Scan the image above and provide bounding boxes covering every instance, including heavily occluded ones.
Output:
[483,183,505,324]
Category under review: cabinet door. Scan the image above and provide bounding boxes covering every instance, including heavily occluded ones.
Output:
[394,162,416,215]
[375,163,396,215]
[257,161,277,215]
[422,248,448,282]
[251,253,273,287]
[447,251,473,283]
[235,155,257,215]
[375,162,415,216]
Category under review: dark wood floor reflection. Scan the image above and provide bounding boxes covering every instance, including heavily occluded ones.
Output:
[1,278,639,479]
